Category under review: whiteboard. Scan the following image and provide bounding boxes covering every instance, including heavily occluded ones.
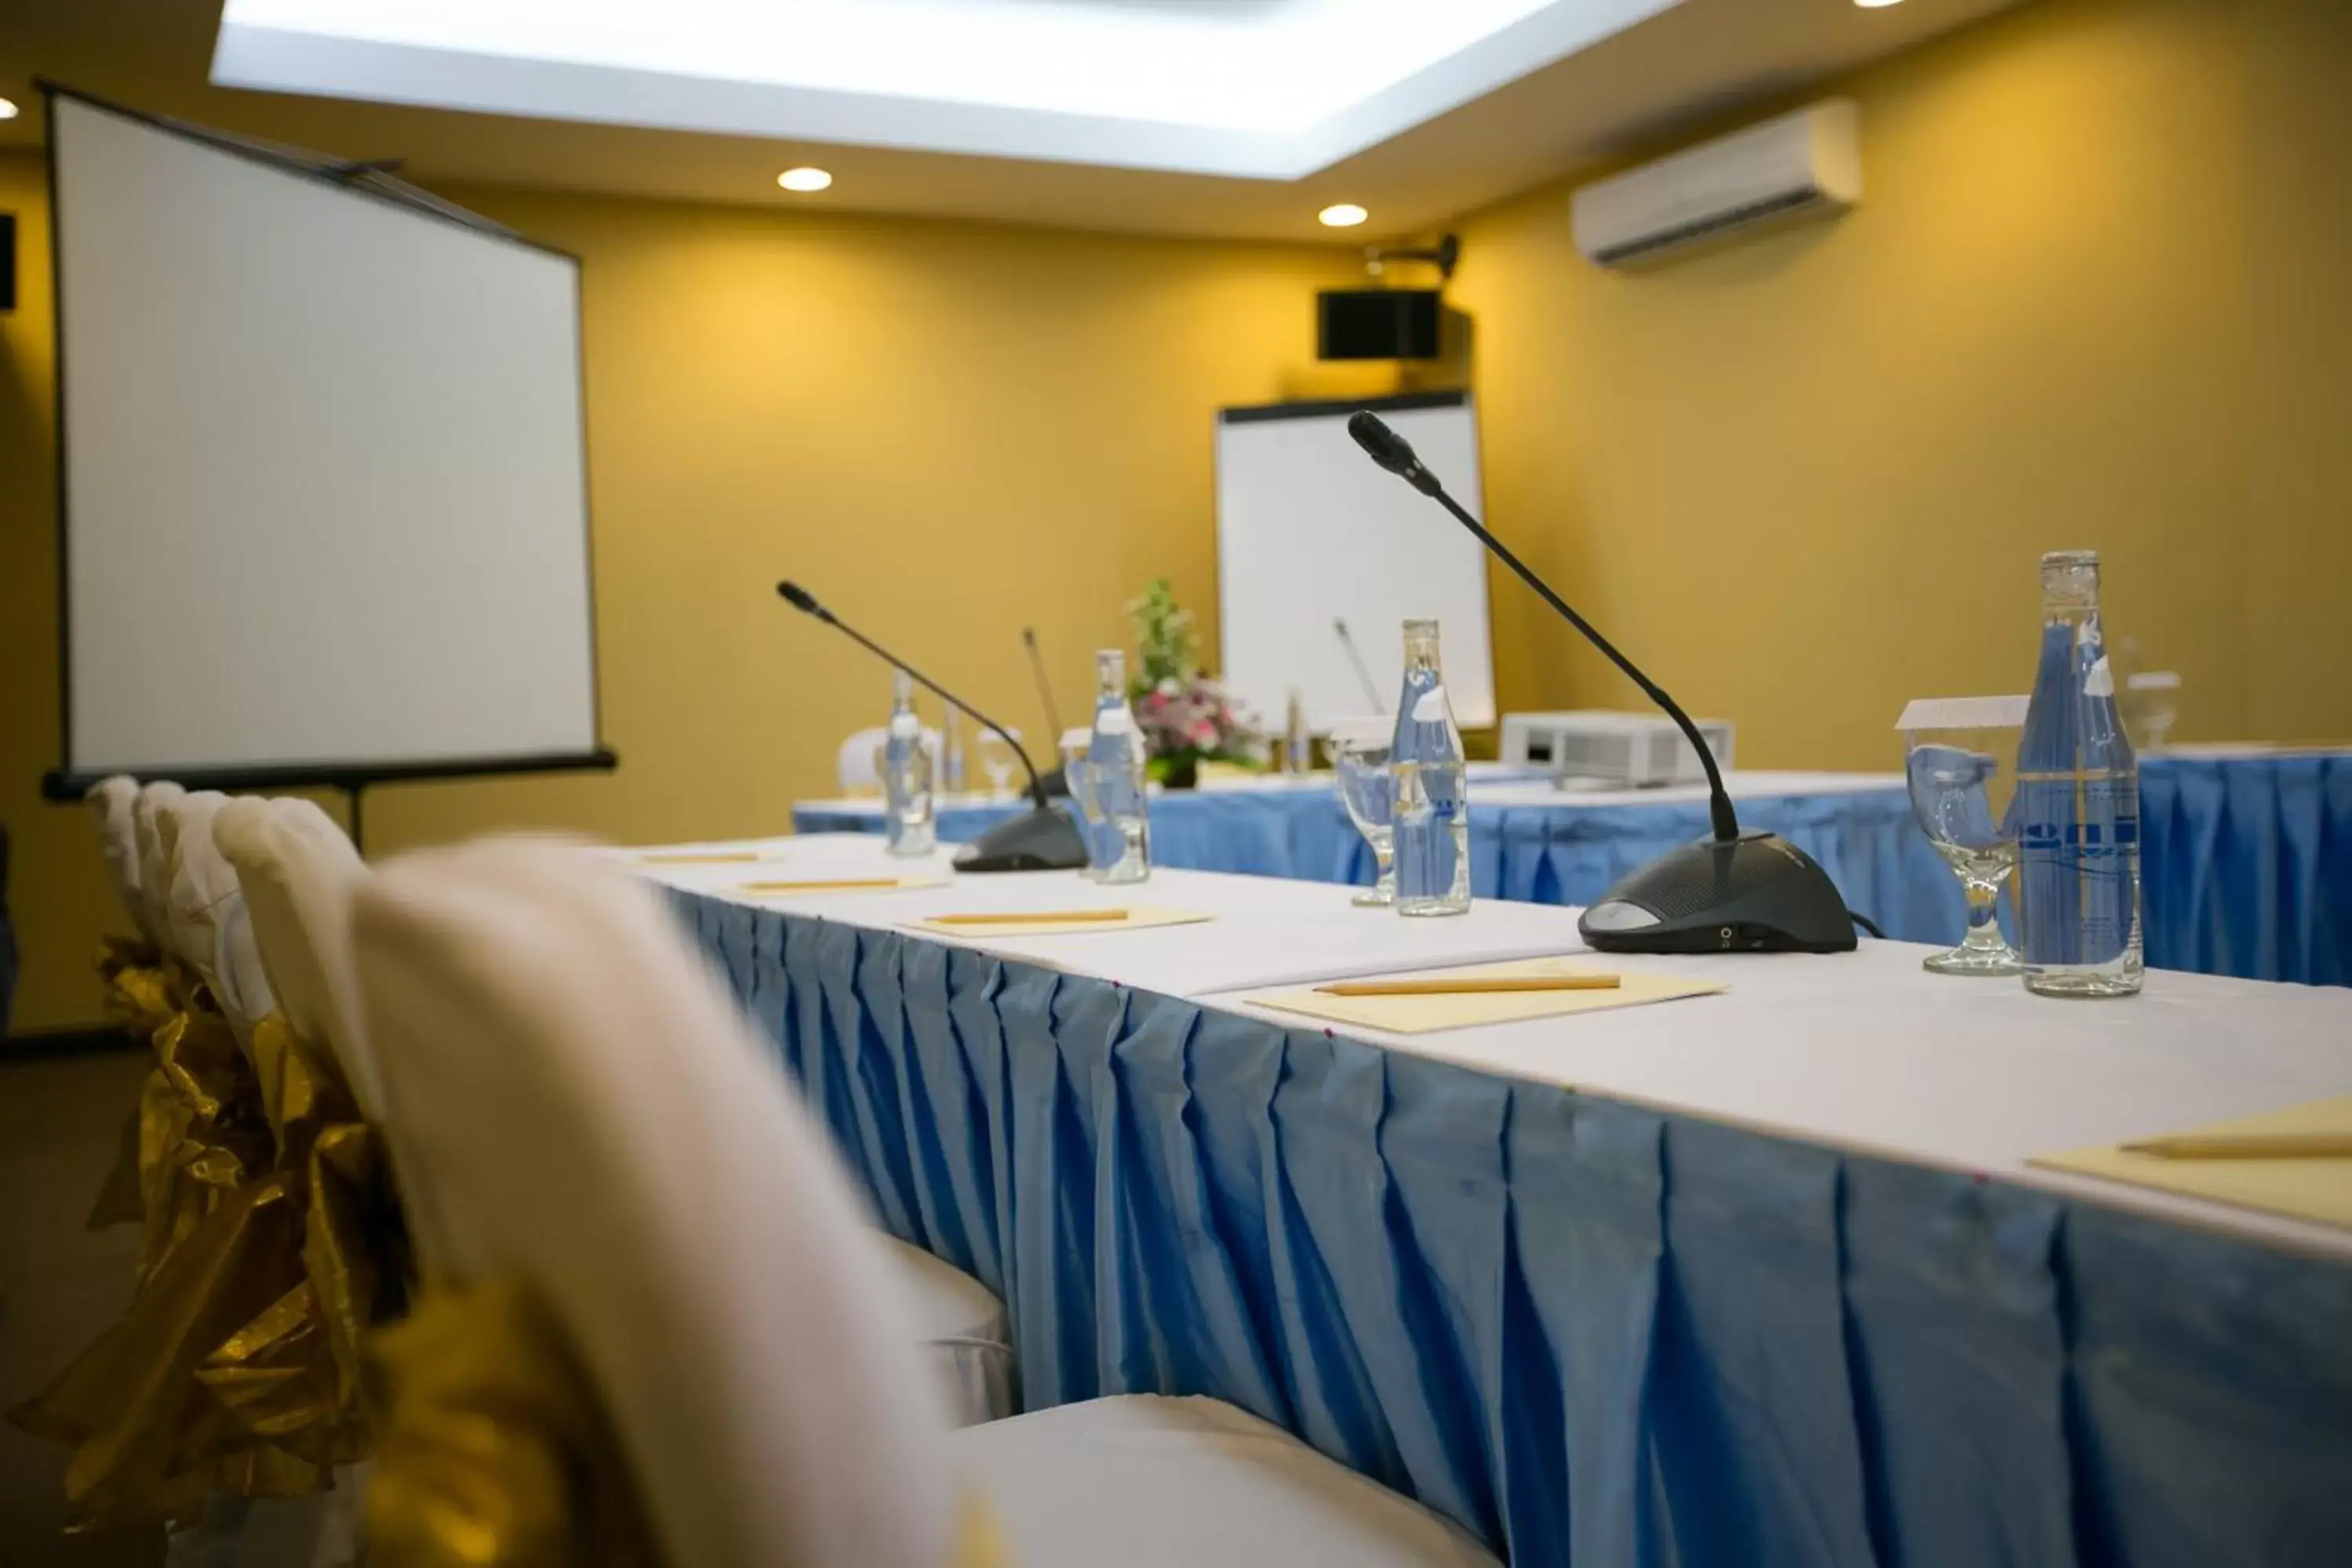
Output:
[49,90,601,782]
[1214,394,1494,732]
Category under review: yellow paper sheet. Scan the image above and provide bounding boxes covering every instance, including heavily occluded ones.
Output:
[735,874,951,898]
[2031,1094,2352,1232]
[1250,958,1726,1035]
[900,908,1213,939]
[633,849,776,866]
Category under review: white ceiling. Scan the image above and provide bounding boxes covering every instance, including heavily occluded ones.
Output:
[0,0,2035,241]
[213,0,1682,177]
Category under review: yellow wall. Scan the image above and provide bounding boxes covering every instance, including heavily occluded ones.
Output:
[7,0,2349,1030]
[0,164,1362,1030]
[1452,0,2351,764]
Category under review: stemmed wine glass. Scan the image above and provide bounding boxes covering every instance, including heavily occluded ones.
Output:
[976,729,1021,798]
[1900,699,2027,975]
[1330,717,1397,907]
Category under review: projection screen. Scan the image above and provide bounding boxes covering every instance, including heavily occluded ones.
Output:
[1215,392,1495,735]
[43,88,604,793]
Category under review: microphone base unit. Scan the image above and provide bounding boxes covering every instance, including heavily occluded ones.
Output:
[1577,829,1858,954]
[953,803,1091,873]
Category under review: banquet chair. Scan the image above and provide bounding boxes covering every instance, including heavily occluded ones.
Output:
[156,792,277,1047]
[354,840,1499,1568]
[133,780,189,953]
[86,774,156,945]
[216,804,1013,1424]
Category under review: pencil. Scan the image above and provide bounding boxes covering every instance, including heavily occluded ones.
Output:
[741,877,907,893]
[1314,975,1621,997]
[930,909,1132,927]
[637,851,761,866]
[2117,1133,2352,1160]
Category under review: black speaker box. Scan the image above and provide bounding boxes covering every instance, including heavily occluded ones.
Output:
[1318,288,1439,361]
[0,212,15,314]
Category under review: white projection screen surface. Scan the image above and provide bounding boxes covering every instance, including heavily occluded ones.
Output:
[1215,394,1494,733]
[49,91,600,785]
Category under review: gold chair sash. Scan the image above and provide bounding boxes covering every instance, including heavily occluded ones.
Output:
[11,1009,408,1529]
[370,1282,1011,1568]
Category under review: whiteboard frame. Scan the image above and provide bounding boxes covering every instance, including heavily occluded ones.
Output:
[1212,389,1495,733]
[35,82,614,800]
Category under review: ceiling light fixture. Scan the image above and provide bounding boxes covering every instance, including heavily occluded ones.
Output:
[1319,203,1369,228]
[1854,0,1907,8]
[777,166,833,193]
[0,97,20,122]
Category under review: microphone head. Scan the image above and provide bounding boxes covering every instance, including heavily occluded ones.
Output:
[1348,411,1420,477]
[777,580,820,615]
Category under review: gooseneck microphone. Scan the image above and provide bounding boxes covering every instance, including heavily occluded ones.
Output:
[778,582,1087,873]
[1333,618,1385,715]
[1345,411,1857,954]
[1349,412,1737,844]
[1022,626,1065,739]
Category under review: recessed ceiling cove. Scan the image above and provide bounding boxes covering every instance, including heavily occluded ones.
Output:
[212,0,1682,179]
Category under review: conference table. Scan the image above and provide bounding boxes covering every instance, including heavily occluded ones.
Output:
[798,746,2352,985]
[640,833,2352,1567]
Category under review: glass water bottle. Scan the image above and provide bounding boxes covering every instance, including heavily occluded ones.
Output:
[2016,550,2143,996]
[879,670,936,858]
[1087,649,1152,884]
[1390,618,1470,916]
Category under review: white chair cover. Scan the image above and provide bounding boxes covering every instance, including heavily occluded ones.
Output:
[85,775,154,943]
[353,839,959,1568]
[877,1233,1016,1428]
[212,798,381,1122]
[956,1396,1499,1567]
[157,792,275,1045]
[133,781,188,957]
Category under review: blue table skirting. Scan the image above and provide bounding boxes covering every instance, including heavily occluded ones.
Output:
[2140,753,2352,987]
[670,885,2352,1567]
[802,753,2352,985]
[797,787,1968,948]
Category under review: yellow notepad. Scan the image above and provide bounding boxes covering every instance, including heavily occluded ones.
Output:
[633,849,774,866]
[1250,958,1725,1034]
[736,874,951,898]
[901,908,1213,939]
[2031,1094,2352,1231]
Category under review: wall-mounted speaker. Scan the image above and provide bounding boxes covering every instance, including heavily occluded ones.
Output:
[1318,288,1440,361]
[0,212,16,314]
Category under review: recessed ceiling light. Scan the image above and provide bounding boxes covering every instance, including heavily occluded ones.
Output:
[777,166,833,193]
[0,97,20,122]
[1319,203,1369,228]
[1855,0,1907,8]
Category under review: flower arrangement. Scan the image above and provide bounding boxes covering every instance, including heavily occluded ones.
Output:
[1124,578,1267,786]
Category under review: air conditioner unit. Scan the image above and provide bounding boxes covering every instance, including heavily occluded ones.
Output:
[1572,100,1860,267]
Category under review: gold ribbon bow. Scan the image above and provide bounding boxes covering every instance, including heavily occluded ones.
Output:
[368,1283,1012,1568]
[11,1011,408,1528]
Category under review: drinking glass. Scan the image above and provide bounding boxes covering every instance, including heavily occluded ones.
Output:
[2124,671,2180,752]
[1900,700,2027,975]
[1059,728,1106,881]
[977,729,1021,798]
[1329,717,1396,906]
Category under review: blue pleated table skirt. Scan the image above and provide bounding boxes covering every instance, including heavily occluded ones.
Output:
[668,884,2352,1567]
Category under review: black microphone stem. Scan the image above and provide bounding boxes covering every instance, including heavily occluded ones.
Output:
[784,589,1051,811]
[1022,627,1065,739]
[1420,488,1739,843]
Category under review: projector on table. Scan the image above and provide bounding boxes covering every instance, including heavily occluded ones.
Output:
[1499,711,1735,789]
